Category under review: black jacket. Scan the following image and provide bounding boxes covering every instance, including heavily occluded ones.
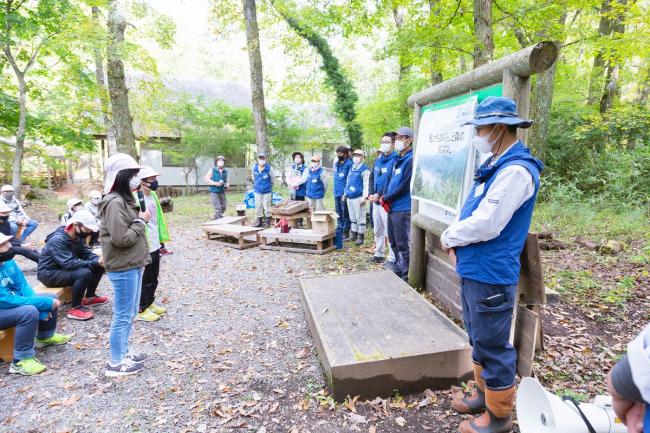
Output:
[37,227,99,276]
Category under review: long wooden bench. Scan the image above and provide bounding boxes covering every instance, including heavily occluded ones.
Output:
[34,284,72,303]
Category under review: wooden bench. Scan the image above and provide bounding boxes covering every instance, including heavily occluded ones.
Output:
[202,224,264,249]
[259,228,335,255]
[34,284,72,303]
[201,216,247,228]
[0,328,15,362]
[271,211,312,229]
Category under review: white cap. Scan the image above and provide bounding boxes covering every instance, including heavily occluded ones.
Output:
[1,184,14,192]
[68,209,99,232]
[0,233,11,245]
[89,190,102,199]
[67,197,83,210]
[0,201,10,213]
[104,153,140,194]
[138,165,161,180]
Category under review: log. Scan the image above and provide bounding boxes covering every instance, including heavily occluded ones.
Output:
[407,42,558,107]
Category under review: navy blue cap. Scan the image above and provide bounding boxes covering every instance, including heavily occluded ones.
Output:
[464,96,533,129]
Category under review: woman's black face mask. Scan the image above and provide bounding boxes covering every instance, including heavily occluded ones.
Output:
[145,180,159,191]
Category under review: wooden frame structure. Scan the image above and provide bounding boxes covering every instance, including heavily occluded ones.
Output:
[407,42,558,377]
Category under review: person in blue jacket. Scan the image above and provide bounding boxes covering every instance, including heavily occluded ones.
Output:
[381,127,414,280]
[441,97,543,433]
[333,146,353,240]
[204,156,229,220]
[289,152,307,201]
[251,152,276,228]
[0,233,71,376]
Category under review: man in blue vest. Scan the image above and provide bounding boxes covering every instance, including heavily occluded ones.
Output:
[344,149,371,246]
[251,152,276,228]
[382,127,414,280]
[204,156,229,220]
[333,146,353,240]
[368,132,398,263]
[441,97,543,433]
[302,155,328,211]
[289,152,307,201]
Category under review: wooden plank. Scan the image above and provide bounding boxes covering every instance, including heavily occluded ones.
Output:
[513,304,538,378]
[35,284,72,303]
[517,234,546,305]
[300,271,473,401]
[202,216,247,227]
[0,328,15,362]
[260,244,335,255]
[202,224,264,236]
[259,228,334,243]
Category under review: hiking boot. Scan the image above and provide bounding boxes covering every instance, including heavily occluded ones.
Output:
[135,309,160,322]
[82,295,109,307]
[105,358,145,377]
[148,303,167,315]
[251,217,263,227]
[452,363,486,415]
[159,247,173,256]
[125,351,148,364]
[342,229,351,241]
[67,306,94,321]
[9,357,47,376]
[348,231,358,242]
[355,233,365,246]
[459,385,515,433]
[369,256,385,263]
[35,333,72,349]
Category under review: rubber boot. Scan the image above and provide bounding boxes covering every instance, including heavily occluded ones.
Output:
[452,363,486,414]
[459,385,515,433]
[355,233,365,246]
[342,229,351,241]
[349,231,358,242]
[264,217,272,228]
[252,217,263,228]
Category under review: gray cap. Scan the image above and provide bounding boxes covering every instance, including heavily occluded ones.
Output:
[396,127,414,138]
[257,152,267,158]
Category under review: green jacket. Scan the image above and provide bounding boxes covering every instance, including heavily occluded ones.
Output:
[133,190,171,244]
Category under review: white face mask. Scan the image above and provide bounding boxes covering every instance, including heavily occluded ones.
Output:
[129,178,141,191]
[473,125,502,154]
[310,162,318,168]
[395,140,407,152]
[353,156,362,165]
[91,198,100,205]
[258,159,266,166]
[380,142,392,153]
[294,157,302,164]
[217,161,224,168]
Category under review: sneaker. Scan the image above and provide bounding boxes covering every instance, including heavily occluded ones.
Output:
[35,333,72,349]
[82,295,109,307]
[67,306,94,321]
[135,309,160,322]
[159,247,173,256]
[125,351,148,364]
[369,256,385,264]
[105,358,144,377]
[9,357,47,376]
[148,304,167,316]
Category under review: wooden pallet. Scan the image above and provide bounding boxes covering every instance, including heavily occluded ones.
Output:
[271,211,312,229]
[202,224,264,249]
[259,229,335,255]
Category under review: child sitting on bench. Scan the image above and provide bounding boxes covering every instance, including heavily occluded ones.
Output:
[0,233,71,376]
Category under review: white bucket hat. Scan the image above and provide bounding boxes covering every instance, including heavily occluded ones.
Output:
[1,184,14,193]
[138,165,161,180]
[0,233,11,245]
[88,190,102,200]
[104,153,141,194]
[68,209,100,232]
[67,197,83,210]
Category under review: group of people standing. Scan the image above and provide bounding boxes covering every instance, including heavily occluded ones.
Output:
[0,154,171,377]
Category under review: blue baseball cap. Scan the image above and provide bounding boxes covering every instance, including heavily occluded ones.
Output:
[396,127,414,137]
[464,96,533,129]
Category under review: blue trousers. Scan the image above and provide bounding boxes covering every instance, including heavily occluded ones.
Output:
[460,277,517,390]
[334,196,350,230]
[386,211,411,276]
[9,219,38,242]
[108,267,143,364]
[0,293,58,361]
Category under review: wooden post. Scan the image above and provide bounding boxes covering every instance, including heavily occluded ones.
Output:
[502,69,531,144]
[408,103,426,289]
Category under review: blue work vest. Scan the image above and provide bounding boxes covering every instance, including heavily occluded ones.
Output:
[384,150,413,212]
[292,163,307,198]
[306,167,325,199]
[333,159,353,198]
[209,168,228,193]
[345,162,369,199]
[456,141,544,285]
[253,164,273,194]
[373,151,398,195]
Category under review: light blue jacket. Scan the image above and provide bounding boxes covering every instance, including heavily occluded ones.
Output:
[0,259,53,320]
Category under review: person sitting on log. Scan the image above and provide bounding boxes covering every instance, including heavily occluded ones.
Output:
[1,184,39,242]
[60,197,83,225]
[441,97,543,433]
[0,201,39,263]
[0,233,71,376]
[37,210,107,321]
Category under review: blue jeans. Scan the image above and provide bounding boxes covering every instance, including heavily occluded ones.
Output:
[334,196,350,230]
[9,219,38,242]
[0,293,58,361]
[460,277,517,390]
[108,268,143,364]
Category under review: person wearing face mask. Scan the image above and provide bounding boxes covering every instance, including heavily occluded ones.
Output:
[204,156,229,220]
[84,190,103,247]
[300,155,328,211]
[251,153,276,228]
[343,149,371,246]
[439,97,543,433]
[333,145,353,240]
[0,201,40,263]
[382,127,415,280]
[1,184,39,242]
[134,166,170,322]
[98,153,151,377]
[0,233,72,376]
[60,197,84,225]
[288,152,307,202]
[368,132,398,264]
[37,209,106,321]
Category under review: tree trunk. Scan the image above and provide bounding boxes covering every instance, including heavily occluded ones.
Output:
[428,0,443,85]
[588,1,613,104]
[242,0,269,157]
[106,0,137,158]
[472,0,494,68]
[10,76,27,197]
[92,6,118,156]
[599,0,626,113]
[636,62,650,107]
